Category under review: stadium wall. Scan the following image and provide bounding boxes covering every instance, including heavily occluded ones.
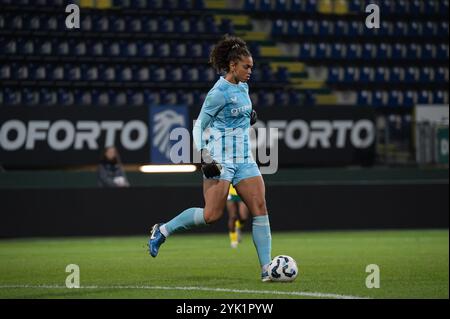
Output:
[0,183,448,237]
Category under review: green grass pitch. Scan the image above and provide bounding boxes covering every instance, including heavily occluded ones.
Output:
[0,229,448,299]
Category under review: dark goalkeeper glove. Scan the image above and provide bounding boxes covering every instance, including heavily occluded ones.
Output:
[250,109,257,126]
[201,149,222,178]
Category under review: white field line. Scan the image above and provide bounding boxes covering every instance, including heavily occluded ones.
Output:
[0,284,370,299]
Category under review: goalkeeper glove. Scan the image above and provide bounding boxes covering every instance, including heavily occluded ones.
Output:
[201,149,222,178]
[250,109,257,126]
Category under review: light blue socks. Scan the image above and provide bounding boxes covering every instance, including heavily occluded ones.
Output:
[252,215,272,267]
[160,207,206,237]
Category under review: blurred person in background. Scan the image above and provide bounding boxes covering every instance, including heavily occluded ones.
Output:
[226,184,250,248]
[97,146,130,188]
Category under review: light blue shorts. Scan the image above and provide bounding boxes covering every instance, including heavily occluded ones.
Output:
[204,161,261,186]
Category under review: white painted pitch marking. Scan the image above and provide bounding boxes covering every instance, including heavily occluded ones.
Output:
[0,284,370,299]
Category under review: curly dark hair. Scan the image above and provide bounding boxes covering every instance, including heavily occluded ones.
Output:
[209,34,251,74]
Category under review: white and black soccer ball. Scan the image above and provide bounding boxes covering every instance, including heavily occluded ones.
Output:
[268,255,298,282]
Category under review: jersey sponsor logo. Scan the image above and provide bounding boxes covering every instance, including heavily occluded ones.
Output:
[230,104,251,117]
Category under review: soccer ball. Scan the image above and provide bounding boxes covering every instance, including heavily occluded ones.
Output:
[268,255,298,282]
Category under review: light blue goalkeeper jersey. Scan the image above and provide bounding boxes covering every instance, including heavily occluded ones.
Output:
[193,76,254,164]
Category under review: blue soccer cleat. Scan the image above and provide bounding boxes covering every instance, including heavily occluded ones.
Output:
[148,223,166,257]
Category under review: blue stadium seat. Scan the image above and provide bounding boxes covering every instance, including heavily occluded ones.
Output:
[330,43,344,59]
[204,16,217,34]
[372,91,386,108]
[409,0,422,15]
[171,42,187,58]
[73,40,87,56]
[287,20,299,35]
[390,67,403,83]
[359,67,373,83]
[107,41,121,57]
[422,44,435,60]
[38,40,53,55]
[142,17,158,33]
[82,65,99,81]
[394,21,407,36]
[435,67,448,82]
[408,22,421,37]
[40,89,57,106]
[439,0,449,16]
[393,0,409,14]
[89,41,104,57]
[161,0,176,10]
[439,21,449,36]
[276,67,289,83]
[80,15,93,31]
[111,15,126,32]
[118,65,133,82]
[423,21,436,36]
[17,39,35,55]
[304,0,317,13]
[343,67,358,83]
[94,15,110,32]
[376,43,390,60]
[57,89,74,106]
[137,41,154,57]
[387,91,401,107]
[134,66,150,82]
[219,19,233,34]
[128,90,144,106]
[403,91,416,108]
[406,43,420,59]
[176,90,191,106]
[167,66,183,82]
[333,20,347,36]
[26,14,41,30]
[432,91,446,104]
[274,90,289,106]
[319,20,331,36]
[101,65,116,82]
[3,89,21,105]
[183,66,200,82]
[50,64,64,81]
[56,40,70,56]
[417,90,430,104]
[315,43,328,58]
[260,0,272,11]
[272,19,284,35]
[291,0,302,12]
[348,21,361,36]
[347,44,360,59]
[374,67,387,83]
[423,0,437,14]
[349,0,362,12]
[0,65,11,80]
[244,0,257,11]
[391,43,404,59]
[299,43,315,59]
[357,91,371,106]
[275,0,289,11]
[380,0,394,15]
[328,67,341,83]
[155,42,171,58]
[111,90,127,106]
[361,43,374,59]
[302,20,316,35]
[436,44,448,60]
[23,89,40,106]
[260,64,273,81]
[66,65,81,81]
[126,16,142,33]
[404,67,418,82]
[378,21,392,37]
[289,90,302,105]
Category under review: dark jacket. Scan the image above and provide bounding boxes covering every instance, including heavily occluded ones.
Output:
[97,160,130,188]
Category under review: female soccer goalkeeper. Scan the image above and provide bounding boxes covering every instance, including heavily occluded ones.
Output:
[148,35,272,282]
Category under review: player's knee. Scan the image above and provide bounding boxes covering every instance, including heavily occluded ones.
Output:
[204,210,222,224]
[253,198,267,215]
